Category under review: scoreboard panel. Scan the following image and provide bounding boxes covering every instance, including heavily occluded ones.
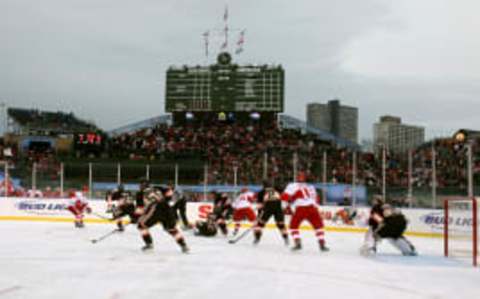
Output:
[166,52,284,113]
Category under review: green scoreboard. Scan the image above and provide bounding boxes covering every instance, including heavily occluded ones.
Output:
[165,52,284,113]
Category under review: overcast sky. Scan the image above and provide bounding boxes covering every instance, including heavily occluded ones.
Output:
[1,0,479,140]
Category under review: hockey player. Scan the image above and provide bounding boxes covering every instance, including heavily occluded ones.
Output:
[193,213,218,237]
[212,191,232,236]
[108,185,141,232]
[105,185,126,212]
[171,186,191,229]
[231,187,257,236]
[361,204,417,256]
[67,191,91,228]
[253,180,288,245]
[360,195,385,254]
[281,172,329,252]
[368,195,386,231]
[137,186,189,253]
[333,198,358,225]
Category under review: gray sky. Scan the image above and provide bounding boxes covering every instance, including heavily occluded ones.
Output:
[1,0,479,140]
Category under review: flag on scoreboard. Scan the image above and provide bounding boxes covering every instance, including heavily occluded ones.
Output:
[235,30,245,54]
[221,25,229,50]
[203,31,209,57]
[223,5,228,22]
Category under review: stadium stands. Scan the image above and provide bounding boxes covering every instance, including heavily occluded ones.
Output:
[7,108,96,134]
[2,110,479,208]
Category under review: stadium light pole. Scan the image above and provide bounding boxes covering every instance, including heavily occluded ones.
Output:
[117,163,121,186]
[432,142,437,209]
[4,161,8,197]
[322,151,327,204]
[293,152,298,182]
[352,151,357,207]
[203,163,208,201]
[322,151,327,183]
[60,162,64,198]
[263,152,268,181]
[382,145,386,202]
[233,166,238,196]
[175,163,179,188]
[88,163,93,199]
[32,162,37,191]
[146,164,150,181]
[467,143,473,198]
[0,102,6,135]
[408,149,413,208]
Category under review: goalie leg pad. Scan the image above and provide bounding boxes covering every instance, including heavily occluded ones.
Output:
[360,228,377,256]
[388,237,417,256]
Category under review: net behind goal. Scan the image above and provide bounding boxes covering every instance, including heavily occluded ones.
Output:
[444,197,478,266]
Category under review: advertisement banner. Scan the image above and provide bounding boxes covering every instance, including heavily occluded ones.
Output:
[0,197,452,237]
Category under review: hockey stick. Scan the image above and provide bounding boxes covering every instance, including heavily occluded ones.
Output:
[228,227,253,244]
[90,222,131,244]
[90,229,120,244]
[91,212,114,221]
[228,207,263,244]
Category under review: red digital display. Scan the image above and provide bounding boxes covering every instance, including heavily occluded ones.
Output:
[76,133,103,145]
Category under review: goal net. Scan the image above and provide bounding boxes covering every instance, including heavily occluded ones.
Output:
[444,197,478,266]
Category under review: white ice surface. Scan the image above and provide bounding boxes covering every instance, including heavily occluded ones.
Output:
[0,221,478,299]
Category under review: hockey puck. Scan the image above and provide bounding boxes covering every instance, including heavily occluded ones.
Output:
[91,240,97,244]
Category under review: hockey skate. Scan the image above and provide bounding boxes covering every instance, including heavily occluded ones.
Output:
[403,250,418,256]
[291,240,302,251]
[181,244,190,254]
[359,244,376,256]
[219,226,228,237]
[181,223,193,231]
[141,244,154,251]
[116,223,124,232]
[319,242,330,252]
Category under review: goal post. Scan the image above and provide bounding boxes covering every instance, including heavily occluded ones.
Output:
[444,197,478,267]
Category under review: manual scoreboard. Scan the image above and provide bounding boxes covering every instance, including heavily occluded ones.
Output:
[165,52,284,113]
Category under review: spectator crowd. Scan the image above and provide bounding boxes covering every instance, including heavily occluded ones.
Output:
[2,121,480,202]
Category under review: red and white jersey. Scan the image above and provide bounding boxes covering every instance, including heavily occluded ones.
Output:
[68,192,89,208]
[282,182,317,208]
[232,191,256,209]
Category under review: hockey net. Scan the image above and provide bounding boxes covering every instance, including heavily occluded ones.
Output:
[444,197,478,266]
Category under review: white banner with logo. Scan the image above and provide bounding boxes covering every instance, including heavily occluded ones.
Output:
[1,197,467,237]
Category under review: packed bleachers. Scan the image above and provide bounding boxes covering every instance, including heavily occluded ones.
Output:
[3,116,480,208]
[108,122,480,189]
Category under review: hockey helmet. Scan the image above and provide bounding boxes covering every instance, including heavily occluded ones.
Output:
[296,171,306,182]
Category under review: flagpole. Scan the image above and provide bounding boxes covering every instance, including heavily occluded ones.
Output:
[223,5,229,51]
[202,31,209,65]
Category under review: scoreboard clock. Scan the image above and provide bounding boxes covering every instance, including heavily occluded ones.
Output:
[165,52,284,113]
[75,132,103,145]
[218,52,232,65]
[73,132,105,155]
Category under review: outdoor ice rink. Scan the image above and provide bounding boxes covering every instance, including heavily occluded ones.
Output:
[0,221,478,299]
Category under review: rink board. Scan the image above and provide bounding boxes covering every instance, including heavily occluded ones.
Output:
[0,197,457,238]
